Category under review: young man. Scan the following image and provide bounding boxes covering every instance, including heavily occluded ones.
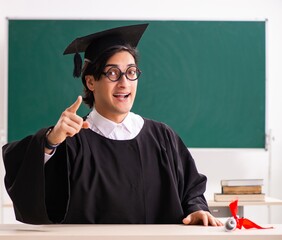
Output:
[3,23,222,226]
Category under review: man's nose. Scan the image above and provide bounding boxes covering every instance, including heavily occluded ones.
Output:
[117,74,130,86]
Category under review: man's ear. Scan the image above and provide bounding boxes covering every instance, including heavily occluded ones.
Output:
[85,75,95,91]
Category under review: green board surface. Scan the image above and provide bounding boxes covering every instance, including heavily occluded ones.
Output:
[8,20,265,148]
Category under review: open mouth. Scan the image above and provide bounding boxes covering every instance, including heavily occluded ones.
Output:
[113,93,131,99]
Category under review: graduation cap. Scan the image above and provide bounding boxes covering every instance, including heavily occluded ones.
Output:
[63,23,149,77]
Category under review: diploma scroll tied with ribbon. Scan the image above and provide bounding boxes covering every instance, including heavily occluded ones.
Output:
[224,199,273,232]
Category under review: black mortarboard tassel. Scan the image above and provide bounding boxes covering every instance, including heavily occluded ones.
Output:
[73,52,82,78]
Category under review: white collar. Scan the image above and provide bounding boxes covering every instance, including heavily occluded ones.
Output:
[86,108,144,139]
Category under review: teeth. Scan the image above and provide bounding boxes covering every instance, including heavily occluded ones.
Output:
[114,93,130,98]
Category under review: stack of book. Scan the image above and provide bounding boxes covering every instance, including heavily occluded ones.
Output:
[214,179,265,202]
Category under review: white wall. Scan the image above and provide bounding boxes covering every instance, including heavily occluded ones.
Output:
[0,0,282,224]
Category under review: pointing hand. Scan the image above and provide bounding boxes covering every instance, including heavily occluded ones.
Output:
[46,96,90,145]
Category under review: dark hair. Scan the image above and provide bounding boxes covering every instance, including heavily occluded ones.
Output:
[81,44,139,108]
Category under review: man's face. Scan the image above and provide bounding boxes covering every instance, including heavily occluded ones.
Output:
[92,51,138,123]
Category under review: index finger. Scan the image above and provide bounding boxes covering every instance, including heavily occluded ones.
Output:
[66,96,82,113]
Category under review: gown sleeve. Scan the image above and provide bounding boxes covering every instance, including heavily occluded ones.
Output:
[2,128,69,224]
[163,124,209,216]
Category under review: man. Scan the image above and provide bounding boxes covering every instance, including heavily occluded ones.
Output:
[3,23,222,226]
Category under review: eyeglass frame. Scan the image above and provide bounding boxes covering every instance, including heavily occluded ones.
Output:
[101,65,142,82]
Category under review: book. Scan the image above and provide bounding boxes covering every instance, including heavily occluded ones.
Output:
[221,179,264,187]
[222,185,262,194]
[214,193,265,202]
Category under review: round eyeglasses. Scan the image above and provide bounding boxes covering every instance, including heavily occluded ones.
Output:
[102,66,141,82]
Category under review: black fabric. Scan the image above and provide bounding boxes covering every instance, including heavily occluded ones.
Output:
[2,118,209,224]
[63,24,148,61]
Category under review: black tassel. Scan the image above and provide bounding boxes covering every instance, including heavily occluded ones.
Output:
[73,52,82,78]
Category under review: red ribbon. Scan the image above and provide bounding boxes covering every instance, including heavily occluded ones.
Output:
[229,200,273,230]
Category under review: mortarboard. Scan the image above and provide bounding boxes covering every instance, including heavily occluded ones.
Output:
[63,23,149,77]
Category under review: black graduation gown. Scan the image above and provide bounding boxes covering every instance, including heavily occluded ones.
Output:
[2,118,209,224]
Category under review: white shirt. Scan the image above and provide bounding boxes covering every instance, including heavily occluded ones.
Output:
[86,108,144,140]
[44,109,144,163]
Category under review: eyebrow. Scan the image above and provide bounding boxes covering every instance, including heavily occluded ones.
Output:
[104,63,137,68]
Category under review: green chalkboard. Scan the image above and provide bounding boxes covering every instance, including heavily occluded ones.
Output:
[8,20,265,148]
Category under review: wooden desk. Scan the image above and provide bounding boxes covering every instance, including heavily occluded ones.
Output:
[0,224,281,240]
[208,196,282,217]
